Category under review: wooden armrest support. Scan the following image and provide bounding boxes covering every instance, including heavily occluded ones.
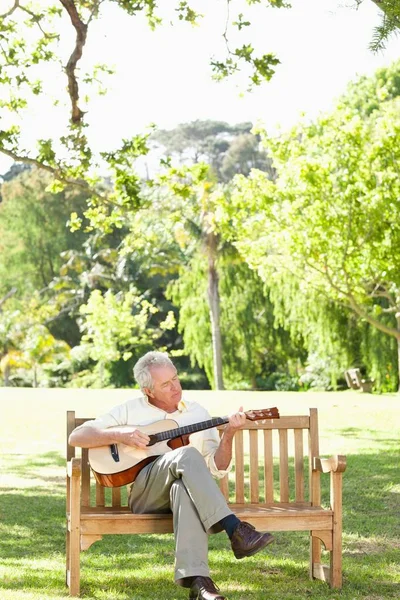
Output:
[313,455,346,473]
[67,457,82,478]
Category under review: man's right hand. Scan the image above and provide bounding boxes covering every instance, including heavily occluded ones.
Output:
[115,427,150,449]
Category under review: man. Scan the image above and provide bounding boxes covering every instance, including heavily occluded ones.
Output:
[69,351,274,600]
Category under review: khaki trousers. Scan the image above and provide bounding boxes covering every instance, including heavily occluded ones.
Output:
[128,446,233,584]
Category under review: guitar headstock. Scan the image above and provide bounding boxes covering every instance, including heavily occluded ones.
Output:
[245,407,280,421]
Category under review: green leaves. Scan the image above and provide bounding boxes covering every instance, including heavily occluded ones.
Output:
[207,63,400,390]
[233,13,251,31]
[212,47,280,89]
[79,288,158,363]
[175,1,203,24]
[37,139,57,165]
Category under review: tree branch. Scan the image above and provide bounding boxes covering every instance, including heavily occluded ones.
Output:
[0,287,17,311]
[0,0,19,19]
[87,0,104,26]
[371,0,400,25]
[368,283,396,306]
[0,146,118,206]
[18,4,59,39]
[0,146,84,187]
[302,257,400,338]
[312,259,400,338]
[381,306,397,313]
[59,0,88,124]
[347,290,400,338]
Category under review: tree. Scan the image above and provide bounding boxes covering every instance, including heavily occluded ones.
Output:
[169,250,303,389]
[74,288,175,387]
[0,168,90,295]
[0,291,70,387]
[0,0,283,230]
[0,0,393,234]
[368,0,400,51]
[148,120,276,389]
[337,59,400,117]
[219,132,275,182]
[130,164,228,389]
[131,161,298,390]
[152,120,275,183]
[1,1,398,391]
[220,83,400,389]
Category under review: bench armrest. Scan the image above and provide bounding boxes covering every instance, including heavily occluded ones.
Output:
[313,455,347,473]
[67,457,82,522]
[67,457,82,478]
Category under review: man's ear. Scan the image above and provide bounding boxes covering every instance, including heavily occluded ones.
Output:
[143,387,154,398]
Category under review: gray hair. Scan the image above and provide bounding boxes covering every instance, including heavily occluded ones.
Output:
[133,351,175,391]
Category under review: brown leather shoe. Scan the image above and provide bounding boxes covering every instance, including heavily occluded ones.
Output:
[189,576,226,600]
[231,521,274,559]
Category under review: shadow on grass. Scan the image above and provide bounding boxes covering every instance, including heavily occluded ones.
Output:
[338,426,399,446]
[0,447,399,599]
[1,450,65,476]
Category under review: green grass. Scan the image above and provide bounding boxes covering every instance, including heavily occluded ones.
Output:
[0,389,399,599]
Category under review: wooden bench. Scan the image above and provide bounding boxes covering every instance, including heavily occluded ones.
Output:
[66,408,346,596]
[345,368,373,393]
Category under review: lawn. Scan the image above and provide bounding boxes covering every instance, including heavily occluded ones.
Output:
[0,388,399,600]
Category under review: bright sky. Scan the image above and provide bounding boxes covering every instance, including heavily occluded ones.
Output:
[1,0,399,175]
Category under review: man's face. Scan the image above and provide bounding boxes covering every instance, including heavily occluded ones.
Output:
[145,365,182,410]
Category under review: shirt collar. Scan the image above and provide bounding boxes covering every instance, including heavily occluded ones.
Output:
[143,394,187,413]
[177,399,187,412]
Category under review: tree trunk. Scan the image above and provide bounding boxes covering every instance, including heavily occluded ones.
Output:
[206,232,224,390]
[3,360,10,387]
[33,365,38,388]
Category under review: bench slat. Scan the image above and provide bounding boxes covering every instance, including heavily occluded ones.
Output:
[294,428,304,502]
[219,475,229,500]
[81,449,90,507]
[309,408,320,505]
[218,429,230,500]
[112,487,121,508]
[237,416,309,429]
[249,430,259,503]
[235,430,245,503]
[76,501,316,515]
[263,429,274,503]
[96,482,105,507]
[279,429,289,502]
[76,504,333,535]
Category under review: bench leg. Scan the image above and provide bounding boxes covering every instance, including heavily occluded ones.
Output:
[67,524,81,596]
[330,532,342,589]
[310,520,343,586]
[66,526,70,585]
[329,490,343,587]
[67,459,82,596]
[329,471,343,588]
[309,533,322,580]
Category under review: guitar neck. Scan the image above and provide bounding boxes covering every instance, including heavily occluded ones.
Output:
[153,416,229,444]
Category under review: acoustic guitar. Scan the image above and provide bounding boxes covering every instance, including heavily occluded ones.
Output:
[89,407,280,488]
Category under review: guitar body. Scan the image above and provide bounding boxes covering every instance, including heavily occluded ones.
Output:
[89,420,189,488]
[87,407,280,488]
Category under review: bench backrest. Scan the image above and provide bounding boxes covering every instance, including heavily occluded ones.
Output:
[345,368,362,389]
[66,408,321,510]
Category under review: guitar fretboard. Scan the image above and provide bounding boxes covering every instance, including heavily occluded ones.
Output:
[154,417,229,443]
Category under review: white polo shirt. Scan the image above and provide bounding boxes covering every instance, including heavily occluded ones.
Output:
[80,395,232,479]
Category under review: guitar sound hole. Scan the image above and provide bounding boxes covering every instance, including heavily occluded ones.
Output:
[110,444,120,462]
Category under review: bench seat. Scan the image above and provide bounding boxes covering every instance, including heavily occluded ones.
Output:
[72,503,333,535]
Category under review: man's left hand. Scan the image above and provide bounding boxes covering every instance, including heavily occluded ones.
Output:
[225,406,247,434]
